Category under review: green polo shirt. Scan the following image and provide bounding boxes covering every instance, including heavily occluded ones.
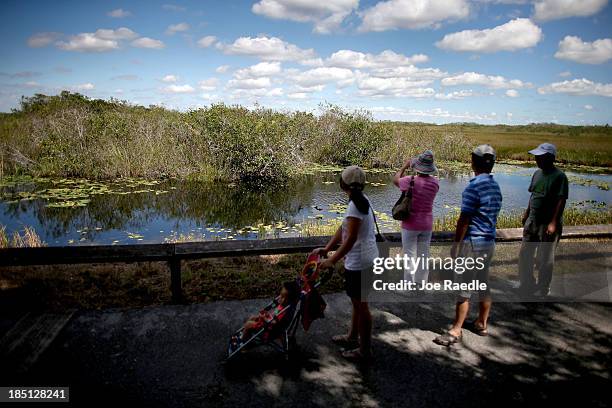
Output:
[528,167,569,225]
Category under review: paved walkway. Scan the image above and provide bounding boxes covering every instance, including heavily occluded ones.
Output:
[12,289,612,407]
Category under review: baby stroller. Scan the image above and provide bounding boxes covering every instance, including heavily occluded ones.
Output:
[226,253,328,361]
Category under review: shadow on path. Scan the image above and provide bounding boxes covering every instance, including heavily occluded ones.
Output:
[5,294,611,407]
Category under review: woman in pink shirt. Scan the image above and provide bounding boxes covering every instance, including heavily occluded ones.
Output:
[393,150,439,284]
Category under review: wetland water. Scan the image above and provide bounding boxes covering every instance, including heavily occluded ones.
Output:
[0,164,609,246]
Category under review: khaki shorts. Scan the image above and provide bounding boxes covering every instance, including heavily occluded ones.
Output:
[456,239,495,300]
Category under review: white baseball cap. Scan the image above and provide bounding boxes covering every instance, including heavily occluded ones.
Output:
[341,165,366,186]
[472,144,496,159]
[528,143,557,157]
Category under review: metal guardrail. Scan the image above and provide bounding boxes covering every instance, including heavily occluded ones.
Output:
[1,225,610,303]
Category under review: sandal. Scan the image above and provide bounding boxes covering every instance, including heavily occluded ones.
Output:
[433,331,462,347]
[466,320,489,337]
[341,348,373,364]
[332,334,359,348]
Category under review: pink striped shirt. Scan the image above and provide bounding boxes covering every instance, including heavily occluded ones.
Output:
[398,175,439,231]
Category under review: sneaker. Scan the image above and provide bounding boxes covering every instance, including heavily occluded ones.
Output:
[534,287,551,297]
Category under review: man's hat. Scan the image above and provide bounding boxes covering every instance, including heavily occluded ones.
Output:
[529,142,557,157]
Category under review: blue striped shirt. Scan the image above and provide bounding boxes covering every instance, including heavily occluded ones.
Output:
[461,173,502,242]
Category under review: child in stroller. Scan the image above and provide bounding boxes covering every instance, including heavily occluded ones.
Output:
[236,281,299,343]
[227,253,327,360]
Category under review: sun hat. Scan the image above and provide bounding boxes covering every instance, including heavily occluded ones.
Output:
[528,142,557,157]
[341,165,366,186]
[411,150,437,175]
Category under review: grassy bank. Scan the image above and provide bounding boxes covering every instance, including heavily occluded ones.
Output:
[2,92,609,183]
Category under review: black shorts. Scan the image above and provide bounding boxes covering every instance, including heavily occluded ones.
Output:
[344,268,363,299]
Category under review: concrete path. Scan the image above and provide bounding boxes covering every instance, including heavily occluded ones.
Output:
[10,291,612,407]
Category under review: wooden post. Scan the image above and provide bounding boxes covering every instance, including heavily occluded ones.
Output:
[169,257,183,304]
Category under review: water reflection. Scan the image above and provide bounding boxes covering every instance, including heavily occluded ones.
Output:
[0,165,609,246]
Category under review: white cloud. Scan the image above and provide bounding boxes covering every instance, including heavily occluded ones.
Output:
[356,76,435,98]
[287,92,309,99]
[54,28,138,52]
[267,88,284,97]
[230,87,284,99]
[505,89,520,97]
[369,65,447,80]
[442,72,530,89]
[161,74,179,83]
[436,18,542,53]
[215,65,230,73]
[559,71,572,77]
[74,83,95,90]
[370,106,499,122]
[198,78,219,91]
[27,32,61,47]
[326,49,429,69]
[475,0,529,3]
[537,78,612,97]
[218,36,317,63]
[290,67,355,88]
[107,8,131,18]
[234,62,282,79]
[131,37,165,49]
[252,0,359,34]
[57,33,119,52]
[227,77,272,89]
[162,4,186,12]
[165,22,190,35]
[94,28,138,41]
[434,90,475,99]
[533,0,608,21]
[584,104,594,110]
[161,84,195,93]
[554,35,612,64]
[197,35,217,48]
[201,93,219,101]
[359,0,470,32]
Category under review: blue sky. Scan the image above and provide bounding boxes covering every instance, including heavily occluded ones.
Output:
[0,0,611,124]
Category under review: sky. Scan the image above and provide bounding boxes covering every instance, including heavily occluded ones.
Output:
[0,0,611,124]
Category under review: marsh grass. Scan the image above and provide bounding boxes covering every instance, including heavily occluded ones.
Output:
[448,124,612,167]
[9,92,609,184]
[0,225,45,248]
[299,208,612,236]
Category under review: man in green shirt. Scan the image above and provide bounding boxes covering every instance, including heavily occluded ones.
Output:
[518,143,569,297]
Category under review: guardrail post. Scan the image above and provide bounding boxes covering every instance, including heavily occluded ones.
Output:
[169,257,183,304]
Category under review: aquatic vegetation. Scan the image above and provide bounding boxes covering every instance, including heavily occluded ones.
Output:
[567,176,609,191]
[0,175,170,209]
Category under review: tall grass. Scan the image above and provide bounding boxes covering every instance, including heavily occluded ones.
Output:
[299,208,612,237]
[0,225,46,248]
[0,92,474,181]
[2,93,610,182]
